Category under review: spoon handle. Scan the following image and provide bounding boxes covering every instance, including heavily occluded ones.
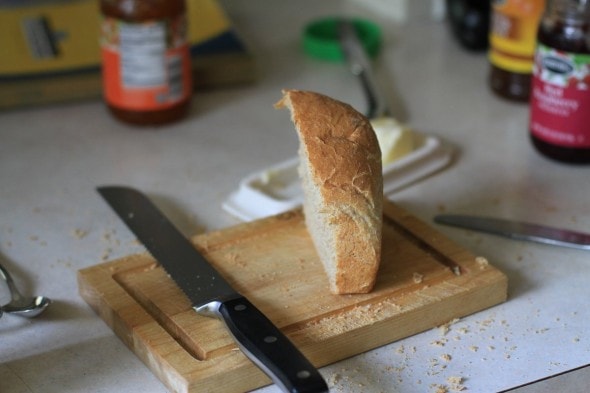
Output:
[0,263,25,303]
[338,20,388,119]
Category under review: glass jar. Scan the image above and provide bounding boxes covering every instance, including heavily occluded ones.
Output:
[529,0,590,163]
[100,0,192,125]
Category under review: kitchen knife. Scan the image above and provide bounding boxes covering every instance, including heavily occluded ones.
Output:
[97,186,328,393]
[434,214,590,250]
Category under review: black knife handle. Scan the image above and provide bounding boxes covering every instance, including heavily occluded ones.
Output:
[217,297,329,393]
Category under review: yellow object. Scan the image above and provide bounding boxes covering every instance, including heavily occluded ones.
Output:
[0,0,231,76]
[187,0,230,44]
[370,117,415,165]
[488,0,545,73]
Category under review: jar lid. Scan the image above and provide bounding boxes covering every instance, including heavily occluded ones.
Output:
[302,17,382,62]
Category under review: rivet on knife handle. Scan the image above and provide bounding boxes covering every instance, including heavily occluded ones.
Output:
[97,186,329,393]
[207,297,328,393]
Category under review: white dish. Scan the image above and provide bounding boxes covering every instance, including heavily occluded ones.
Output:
[223,132,453,221]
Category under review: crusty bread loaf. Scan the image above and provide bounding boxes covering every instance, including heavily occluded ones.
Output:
[275,89,383,294]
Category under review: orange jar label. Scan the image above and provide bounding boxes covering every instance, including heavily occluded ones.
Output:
[100,16,192,111]
[489,0,545,73]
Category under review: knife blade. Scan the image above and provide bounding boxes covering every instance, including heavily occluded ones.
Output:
[97,186,328,393]
[434,214,590,250]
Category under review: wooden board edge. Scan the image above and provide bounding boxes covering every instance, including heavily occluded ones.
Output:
[78,257,275,393]
[291,265,508,366]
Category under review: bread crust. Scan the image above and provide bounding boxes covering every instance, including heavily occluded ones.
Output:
[276,89,383,294]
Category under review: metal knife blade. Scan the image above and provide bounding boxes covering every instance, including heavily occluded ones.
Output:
[97,186,328,393]
[434,214,590,250]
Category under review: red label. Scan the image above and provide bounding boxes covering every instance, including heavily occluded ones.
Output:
[530,45,590,148]
[101,17,192,111]
[530,78,590,147]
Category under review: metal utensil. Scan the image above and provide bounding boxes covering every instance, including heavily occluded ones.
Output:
[434,214,590,250]
[338,19,388,119]
[0,262,51,317]
[97,186,329,393]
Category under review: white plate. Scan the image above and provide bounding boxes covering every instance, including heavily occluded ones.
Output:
[223,132,453,221]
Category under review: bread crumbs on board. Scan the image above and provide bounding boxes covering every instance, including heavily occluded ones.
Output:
[475,256,489,269]
[305,300,402,340]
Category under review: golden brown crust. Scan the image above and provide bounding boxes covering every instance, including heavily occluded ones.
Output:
[276,89,383,294]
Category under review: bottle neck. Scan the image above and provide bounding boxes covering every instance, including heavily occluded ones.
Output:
[548,0,590,23]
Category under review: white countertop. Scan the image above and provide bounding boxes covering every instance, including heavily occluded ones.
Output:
[1,1,590,392]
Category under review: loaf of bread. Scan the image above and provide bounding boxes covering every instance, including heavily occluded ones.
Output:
[275,89,383,294]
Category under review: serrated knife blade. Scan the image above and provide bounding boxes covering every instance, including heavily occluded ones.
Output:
[97,186,328,393]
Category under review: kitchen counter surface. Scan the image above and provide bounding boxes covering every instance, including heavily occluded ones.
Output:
[1,1,589,392]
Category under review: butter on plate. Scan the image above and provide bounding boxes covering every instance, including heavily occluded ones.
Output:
[370,117,414,166]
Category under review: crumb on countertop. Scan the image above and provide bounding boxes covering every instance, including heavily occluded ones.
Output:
[72,228,88,239]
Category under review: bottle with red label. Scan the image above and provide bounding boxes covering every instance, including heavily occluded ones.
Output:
[529,0,590,163]
[100,0,192,125]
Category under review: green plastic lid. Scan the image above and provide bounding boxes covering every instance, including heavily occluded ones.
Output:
[302,17,382,62]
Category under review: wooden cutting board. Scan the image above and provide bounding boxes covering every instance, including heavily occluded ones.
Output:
[78,201,508,393]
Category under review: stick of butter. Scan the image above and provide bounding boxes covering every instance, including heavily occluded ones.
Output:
[370,117,414,166]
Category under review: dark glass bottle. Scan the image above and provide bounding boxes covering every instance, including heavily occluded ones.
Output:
[100,0,192,125]
[488,0,545,101]
[446,0,491,51]
[529,0,590,163]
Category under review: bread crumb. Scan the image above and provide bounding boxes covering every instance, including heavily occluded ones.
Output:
[431,338,447,347]
[440,354,452,362]
[101,248,112,261]
[328,372,341,385]
[438,318,460,336]
[225,252,247,268]
[447,376,466,391]
[430,384,448,393]
[413,272,424,284]
[72,228,88,239]
[475,256,489,269]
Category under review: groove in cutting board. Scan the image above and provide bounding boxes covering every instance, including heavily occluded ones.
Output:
[78,201,508,393]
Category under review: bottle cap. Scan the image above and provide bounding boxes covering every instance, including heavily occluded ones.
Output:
[302,17,382,62]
